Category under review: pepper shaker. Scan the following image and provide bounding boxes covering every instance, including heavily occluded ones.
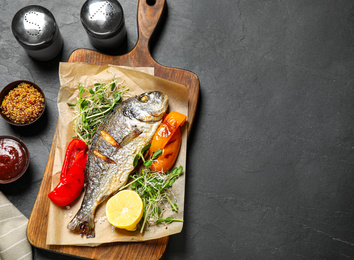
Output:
[80,0,126,51]
[11,5,63,61]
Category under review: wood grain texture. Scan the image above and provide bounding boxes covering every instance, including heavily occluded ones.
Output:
[27,0,199,259]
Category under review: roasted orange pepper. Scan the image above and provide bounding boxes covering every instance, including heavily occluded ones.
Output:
[149,111,186,172]
[150,127,181,172]
[150,111,186,152]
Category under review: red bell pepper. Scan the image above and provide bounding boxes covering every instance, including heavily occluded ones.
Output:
[60,138,87,180]
[48,150,88,207]
[48,139,88,207]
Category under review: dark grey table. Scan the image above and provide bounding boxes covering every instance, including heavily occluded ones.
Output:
[2,0,354,259]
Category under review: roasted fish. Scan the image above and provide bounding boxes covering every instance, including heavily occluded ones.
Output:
[67,91,168,237]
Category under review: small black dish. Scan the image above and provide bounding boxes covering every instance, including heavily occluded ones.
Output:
[0,80,46,126]
[0,135,30,184]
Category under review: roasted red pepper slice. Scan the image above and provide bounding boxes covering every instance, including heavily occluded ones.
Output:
[60,138,87,180]
[48,139,88,207]
[48,150,88,207]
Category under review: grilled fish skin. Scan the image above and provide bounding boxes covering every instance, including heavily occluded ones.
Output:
[67,91,168,238]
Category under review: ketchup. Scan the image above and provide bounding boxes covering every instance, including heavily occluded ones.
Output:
[0,138,28,180]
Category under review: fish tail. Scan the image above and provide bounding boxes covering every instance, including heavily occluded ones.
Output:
[67,209,95,238]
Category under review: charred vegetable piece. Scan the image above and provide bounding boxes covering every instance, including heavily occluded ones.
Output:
[149,111,186,152]
[60,138,87,180]
[48,149,88,207]
[150,127,181,172]
[149,111,186,172]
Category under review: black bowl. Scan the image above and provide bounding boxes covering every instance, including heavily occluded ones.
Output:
[0,80,46,126]
[0,135,30,184]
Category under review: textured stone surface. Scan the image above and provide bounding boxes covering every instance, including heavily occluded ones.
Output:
[1,0,354,259]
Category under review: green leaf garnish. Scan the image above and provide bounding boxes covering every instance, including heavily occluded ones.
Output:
[152,149,163,160]
[133,154,140,167]
[141,144,151,153]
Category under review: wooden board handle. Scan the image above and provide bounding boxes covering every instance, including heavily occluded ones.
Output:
[133,0,166,59]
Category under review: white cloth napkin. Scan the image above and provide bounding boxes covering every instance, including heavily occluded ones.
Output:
[0,192,32,260]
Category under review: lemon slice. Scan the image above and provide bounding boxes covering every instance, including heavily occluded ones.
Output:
[106,190,143,231]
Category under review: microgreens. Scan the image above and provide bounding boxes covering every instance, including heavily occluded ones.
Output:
[68,78,128,144]
[122,145,184,233]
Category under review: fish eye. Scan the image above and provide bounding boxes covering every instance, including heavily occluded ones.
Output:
[140,95,149,102]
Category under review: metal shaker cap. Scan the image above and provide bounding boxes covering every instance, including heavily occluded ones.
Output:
[80,0,125,39]
[11,5,60,51]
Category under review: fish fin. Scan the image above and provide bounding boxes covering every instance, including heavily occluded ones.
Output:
[67,210,95,238]
[120,127,142,147]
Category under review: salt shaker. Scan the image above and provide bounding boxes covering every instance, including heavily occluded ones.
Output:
[80,0,126,51]
[11,5,63,61]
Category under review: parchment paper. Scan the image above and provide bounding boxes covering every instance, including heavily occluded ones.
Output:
[46,62,188,246]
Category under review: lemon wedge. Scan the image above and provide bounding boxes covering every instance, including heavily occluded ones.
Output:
[106,190,143,231]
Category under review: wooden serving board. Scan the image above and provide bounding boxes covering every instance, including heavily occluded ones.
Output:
[27,0,199,259]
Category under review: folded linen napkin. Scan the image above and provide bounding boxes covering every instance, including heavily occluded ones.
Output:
[0,192,32,260]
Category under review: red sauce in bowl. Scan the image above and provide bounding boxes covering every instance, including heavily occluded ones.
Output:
[0,137,29,181]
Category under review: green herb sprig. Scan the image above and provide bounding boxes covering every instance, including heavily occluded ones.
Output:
[157,216,184,225]
[121,144,183,233]
[68,79,128,144]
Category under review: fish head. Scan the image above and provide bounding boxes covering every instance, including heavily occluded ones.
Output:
[124,91,168,122]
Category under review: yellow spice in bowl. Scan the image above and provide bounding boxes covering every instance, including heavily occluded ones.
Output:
[0,83,45,124]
